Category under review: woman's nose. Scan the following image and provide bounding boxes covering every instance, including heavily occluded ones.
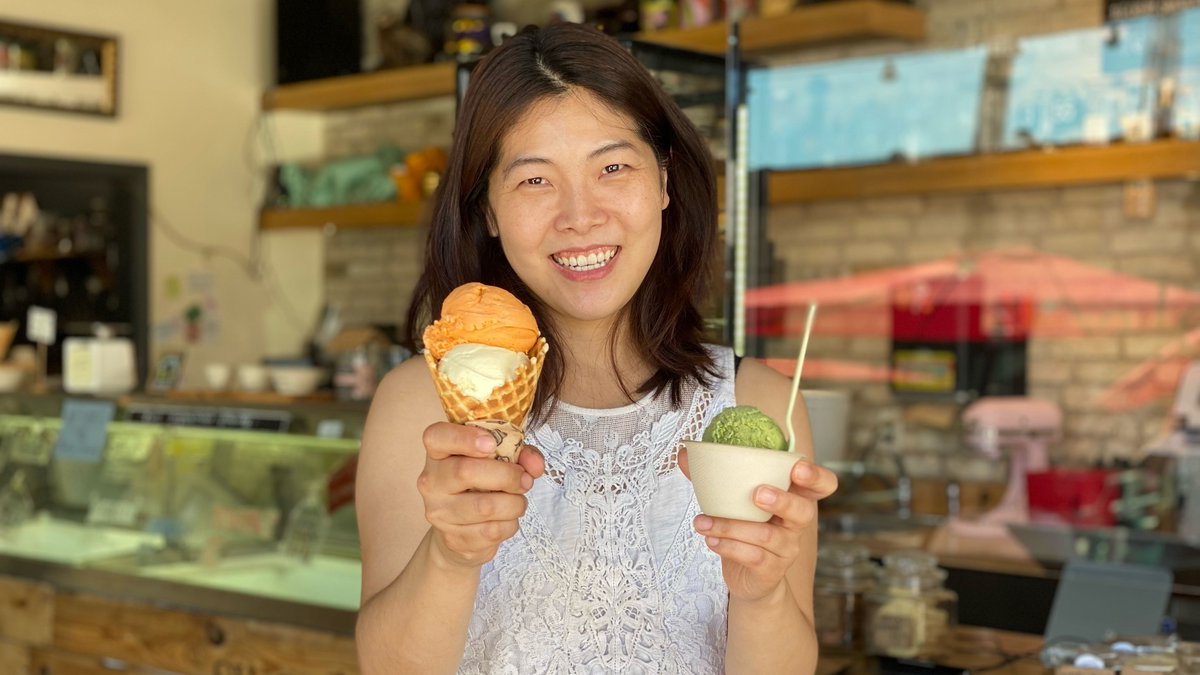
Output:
[556,183,606,233]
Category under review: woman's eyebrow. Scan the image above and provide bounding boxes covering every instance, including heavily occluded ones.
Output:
[501,141,635,180]
[501,156,552,180]
[587,140,634,160]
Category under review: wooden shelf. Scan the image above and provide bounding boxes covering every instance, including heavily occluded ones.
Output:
[767,139,1200,204]
[262,0,925,112]
[263,61,458,112]
[1,247,105,264]
[259,201,425,231]
[637,0,925,54]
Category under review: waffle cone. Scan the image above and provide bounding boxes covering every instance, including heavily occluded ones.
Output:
[423,337,548,461]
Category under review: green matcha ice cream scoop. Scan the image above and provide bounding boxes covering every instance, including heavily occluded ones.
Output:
[703,406,788,451]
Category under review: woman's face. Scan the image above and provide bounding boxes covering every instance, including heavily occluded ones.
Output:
[487,89,668,329]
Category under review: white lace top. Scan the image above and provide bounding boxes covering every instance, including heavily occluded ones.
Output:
[459,346,737,674]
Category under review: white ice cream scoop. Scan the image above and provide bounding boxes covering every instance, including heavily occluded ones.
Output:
[438,343,531,401]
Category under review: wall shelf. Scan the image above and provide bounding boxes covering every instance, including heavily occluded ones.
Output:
[637,0,925,54]
[263,61,458,112]
[766,139,1200,204]
[259,202,425,231]
[261,0,926,112]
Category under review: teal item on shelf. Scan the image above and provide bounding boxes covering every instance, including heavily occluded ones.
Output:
[278,145,404,208]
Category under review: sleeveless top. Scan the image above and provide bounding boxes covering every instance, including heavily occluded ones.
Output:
[458,346,737,674]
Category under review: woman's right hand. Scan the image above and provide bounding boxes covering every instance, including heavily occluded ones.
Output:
[417,422,545,569]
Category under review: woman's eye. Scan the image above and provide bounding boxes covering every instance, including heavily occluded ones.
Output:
[603,164,622,174]
[523,177,544,186]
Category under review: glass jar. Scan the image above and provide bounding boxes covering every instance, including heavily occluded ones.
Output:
[443,3,491,61]
[813,542,878,653]
[865,550,958,660]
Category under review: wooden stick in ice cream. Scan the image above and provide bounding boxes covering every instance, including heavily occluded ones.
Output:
[422,283,549,461]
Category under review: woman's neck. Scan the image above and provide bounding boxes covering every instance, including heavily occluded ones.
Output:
[554,316,655,410]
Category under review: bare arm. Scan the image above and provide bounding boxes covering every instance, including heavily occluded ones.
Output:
[354,358,542,673]
[694,358,837,674]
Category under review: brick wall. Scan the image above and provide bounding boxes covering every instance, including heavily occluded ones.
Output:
[320,0,1200,466]
[766,180,1200,465]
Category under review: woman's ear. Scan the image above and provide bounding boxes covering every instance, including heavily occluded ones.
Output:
[485,208,499,237]
[659,165,670,211]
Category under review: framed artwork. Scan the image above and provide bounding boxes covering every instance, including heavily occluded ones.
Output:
[148,352,185,393]
[0,19,119,117]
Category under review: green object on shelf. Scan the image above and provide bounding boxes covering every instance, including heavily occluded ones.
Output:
[279,145,403,208]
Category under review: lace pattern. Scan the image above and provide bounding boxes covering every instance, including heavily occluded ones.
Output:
[459,346,737,674]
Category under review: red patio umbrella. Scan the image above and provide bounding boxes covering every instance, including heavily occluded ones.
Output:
[1098,327,1200,412]
[746,247,1200,340]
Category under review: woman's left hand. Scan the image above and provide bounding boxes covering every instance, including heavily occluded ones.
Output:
[679,451,838,602]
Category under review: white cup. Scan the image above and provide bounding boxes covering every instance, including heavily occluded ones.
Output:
[684,440,803,522]
[236,364,269,392]
[802,389,851,464]
[204,363,231,391]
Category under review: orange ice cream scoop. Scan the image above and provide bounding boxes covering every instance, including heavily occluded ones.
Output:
[423,282,539,361]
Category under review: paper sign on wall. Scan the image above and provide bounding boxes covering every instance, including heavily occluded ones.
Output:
[26,306,56,345]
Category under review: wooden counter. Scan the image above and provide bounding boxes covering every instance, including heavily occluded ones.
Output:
[818,627,1047,675]
[0,572,359,674]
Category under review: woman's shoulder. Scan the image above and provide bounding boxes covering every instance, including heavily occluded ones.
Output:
[732,357,792,426]
[362,355,444,450]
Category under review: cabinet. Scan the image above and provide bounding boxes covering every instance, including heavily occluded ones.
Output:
[0,408,370,673]
[0,154,149,384]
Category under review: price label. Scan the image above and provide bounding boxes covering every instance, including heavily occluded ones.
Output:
[316,419,344,439]
[53,399,116,464]
[26,306,57,345]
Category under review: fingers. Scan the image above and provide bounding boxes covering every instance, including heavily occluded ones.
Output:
[788,461,838,501]
[422,454,532,495]
[435,519,521,566]
[517,445,546,479]
[695,503,807,561]
[677,447,691,480]
[423,422,496,461]
[429,490,529,527]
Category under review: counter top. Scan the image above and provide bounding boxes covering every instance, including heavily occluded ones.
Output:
[0,552,357,635]
[817,627,1047,675]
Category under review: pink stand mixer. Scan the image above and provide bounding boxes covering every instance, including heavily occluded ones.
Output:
[948,397,1063,538]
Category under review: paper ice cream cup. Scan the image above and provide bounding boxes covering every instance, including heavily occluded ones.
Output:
[684,440,803,522]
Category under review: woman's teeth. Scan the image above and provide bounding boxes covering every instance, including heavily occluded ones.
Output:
[553,248,616,272]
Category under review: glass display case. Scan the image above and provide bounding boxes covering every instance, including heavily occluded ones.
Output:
[0,412,362,614]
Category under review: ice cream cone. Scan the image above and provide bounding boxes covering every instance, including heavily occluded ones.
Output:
[424,337,548,462]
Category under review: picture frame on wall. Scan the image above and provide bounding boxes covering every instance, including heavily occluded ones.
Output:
[0,19,119,117]
[148,352,185,393]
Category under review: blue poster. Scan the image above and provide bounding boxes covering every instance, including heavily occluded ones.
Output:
[747,47,987,171]
[1002,16,1159,148]
[1173,8,1200,138]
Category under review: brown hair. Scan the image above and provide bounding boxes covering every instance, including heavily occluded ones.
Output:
[405,22,720,416]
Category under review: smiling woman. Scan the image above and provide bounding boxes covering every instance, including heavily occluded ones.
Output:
[354,21,837,675]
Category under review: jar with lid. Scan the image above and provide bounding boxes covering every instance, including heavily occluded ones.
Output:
[813,542,878,653]
[865,550,957,659]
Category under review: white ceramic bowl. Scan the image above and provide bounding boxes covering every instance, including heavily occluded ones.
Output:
[204,363,231,391]
[684,440,804,522]
[236,364,269,392]
[0,364,24,393]
[269,366,324,397]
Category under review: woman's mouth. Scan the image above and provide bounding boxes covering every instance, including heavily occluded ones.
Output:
[551,246,619,272]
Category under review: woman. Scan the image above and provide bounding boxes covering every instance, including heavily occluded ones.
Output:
[355,22,837,674]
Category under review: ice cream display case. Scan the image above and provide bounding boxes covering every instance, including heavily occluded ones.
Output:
[0,411,363,621]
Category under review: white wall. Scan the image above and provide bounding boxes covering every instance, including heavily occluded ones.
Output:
[0,1,324,385]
